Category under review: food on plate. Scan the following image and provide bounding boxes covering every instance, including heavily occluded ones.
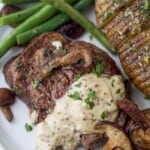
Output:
[0,88,15,122]
[94,122,132,150]
[126,108,150,149]
[0,0,149,149]
[95,0,150,96]
[4,32,127,149]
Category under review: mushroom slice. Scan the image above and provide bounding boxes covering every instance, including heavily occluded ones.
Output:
[117,99,150,129]
[34,48,92,79]
[80,133,108,150]
[94,122,132,150]
[126,109,150,150]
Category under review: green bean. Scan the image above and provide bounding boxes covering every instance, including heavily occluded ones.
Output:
[0,3,45,26]
[17,0,94,45]
[0,0,39,4]
[43,0,116,53]
[0,0,77,58]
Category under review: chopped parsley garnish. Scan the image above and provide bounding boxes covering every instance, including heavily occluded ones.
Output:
[101,110,108,120]
[111,80,115,87]
[121,76,126,81]
[96,56,103,62]
[141,0,150,19]
[88,88,96,100]
[106,102,111,106]
[120,92,125,98]
[130,48,137,53]
[135,140,142,145]
[116,88,121,94]
[92,64,104,77]
[102,10,113,21]
[33,80,40,89]
[16,62,22,70]
[25,123,33,132]
[75,82,81,88]
[12,88,22,95]
[76,74,81,80]
[84,88,96,109]
[112,0,121,3]
[143,0,149,11]
[68,91,82,100]
[84,98,94,109]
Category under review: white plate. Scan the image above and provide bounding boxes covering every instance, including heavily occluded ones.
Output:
[0,3,150,150]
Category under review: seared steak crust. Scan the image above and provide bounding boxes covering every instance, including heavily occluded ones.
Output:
[3,32,120,122]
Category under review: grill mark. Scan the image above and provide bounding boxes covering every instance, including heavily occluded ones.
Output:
[129,66,150,80]
[104,0,136,36]
[119,37,149,62]
[106,0,149,48]
[104,11,125,35]
[119,29,150,54]
[122,47,145,69]
[133,72,150,89]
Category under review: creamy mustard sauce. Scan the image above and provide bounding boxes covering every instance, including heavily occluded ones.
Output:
[35,74,125,150]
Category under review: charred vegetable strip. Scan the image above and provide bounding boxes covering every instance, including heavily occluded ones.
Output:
[0,0,77,58]
[17,0,93,45]
[0,3,45,26]
[0,0,39,4]
[43,0,116,54]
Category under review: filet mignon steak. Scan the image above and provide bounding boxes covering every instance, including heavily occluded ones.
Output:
[3,32,120,123]
[3,32,127,150]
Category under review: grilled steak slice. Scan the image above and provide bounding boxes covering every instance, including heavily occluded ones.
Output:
[118,29,150,97]
[3,32,120,123]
